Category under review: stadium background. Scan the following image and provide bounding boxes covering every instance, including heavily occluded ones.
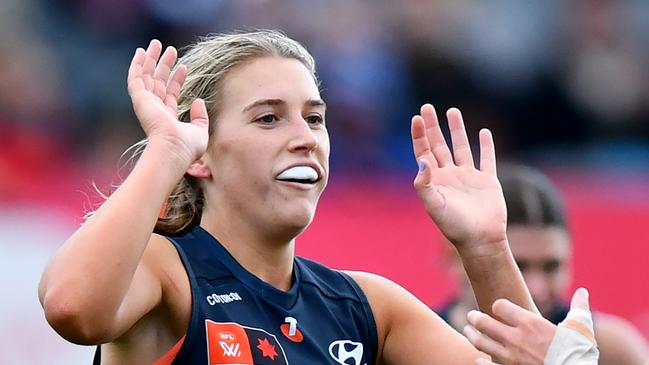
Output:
[1,0,648,363]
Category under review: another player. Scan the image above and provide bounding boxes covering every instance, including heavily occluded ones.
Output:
[438,164,649,364]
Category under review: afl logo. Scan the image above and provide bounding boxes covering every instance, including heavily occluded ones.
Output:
[328,340,364,365]
[219,332,236,341]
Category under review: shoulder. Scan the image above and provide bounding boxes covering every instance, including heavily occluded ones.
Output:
[297,257,368,301]
[344,270,432,308]
[142,233,186,281]
[343,271,438,327]
[344,271,411,308]
[344,271,485,364]
[594,311,649,365]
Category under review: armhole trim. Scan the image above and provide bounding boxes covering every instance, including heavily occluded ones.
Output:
[164,236,200,363]
[338,271,379,363]
[152,335,186,365]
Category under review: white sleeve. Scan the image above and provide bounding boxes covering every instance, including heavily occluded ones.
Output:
[544,306,599,365]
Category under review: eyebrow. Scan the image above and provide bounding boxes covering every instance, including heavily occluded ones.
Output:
[242,98,327,113]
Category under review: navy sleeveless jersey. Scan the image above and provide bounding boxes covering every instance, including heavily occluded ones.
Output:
[96,225,378,364]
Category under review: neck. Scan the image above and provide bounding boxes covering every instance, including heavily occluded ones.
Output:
[200,209,297,292]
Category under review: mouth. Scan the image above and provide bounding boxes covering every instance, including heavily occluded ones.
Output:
[276,165,322,186]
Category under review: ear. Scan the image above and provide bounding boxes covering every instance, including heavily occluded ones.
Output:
[186,158,212,179]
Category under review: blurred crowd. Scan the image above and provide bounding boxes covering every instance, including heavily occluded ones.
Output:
[2,0,649,201]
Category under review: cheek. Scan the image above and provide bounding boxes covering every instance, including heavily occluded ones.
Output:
[555,269,571,289]
[318,131,331,158]
[210,141,259,187]
[316,127,330,144]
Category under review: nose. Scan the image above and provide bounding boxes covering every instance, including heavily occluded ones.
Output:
[287,116,318,152]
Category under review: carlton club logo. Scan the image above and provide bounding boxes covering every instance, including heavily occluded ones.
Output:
[329,340,365,365]
[205,320,289,365]
[279,317,303,343]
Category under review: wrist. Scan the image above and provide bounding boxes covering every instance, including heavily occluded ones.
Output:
[455,238,510,260]
[144,137,196,172]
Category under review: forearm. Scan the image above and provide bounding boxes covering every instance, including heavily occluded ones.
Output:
[458,240,538,317]
[39,141,188,321]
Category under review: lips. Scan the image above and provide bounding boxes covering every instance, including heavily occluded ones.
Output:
[276,165,321,184]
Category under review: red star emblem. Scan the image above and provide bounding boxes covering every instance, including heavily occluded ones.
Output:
[257,338,278,360]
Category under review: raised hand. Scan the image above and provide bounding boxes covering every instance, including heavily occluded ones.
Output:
[128,39,209,166]
[411,104,507,252]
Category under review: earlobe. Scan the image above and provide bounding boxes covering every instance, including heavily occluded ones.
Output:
[186,159,212,179]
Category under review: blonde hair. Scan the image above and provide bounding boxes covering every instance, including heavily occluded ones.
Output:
[98,30,318,236]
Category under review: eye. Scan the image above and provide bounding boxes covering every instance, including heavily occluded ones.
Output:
[305,114,325,126]
[254,114,279,125]
[516,261,529,273]
[542,260,561,274]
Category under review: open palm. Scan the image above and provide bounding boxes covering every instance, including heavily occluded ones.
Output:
[411,104,507,250]
[127,40,209,166]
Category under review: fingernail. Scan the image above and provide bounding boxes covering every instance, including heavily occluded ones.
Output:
[418,160,426,172]
[580,287,589,299]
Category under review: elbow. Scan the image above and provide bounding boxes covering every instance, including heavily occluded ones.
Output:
[41,290,115,345]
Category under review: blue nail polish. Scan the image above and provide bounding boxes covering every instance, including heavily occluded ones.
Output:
[418,160,426,172]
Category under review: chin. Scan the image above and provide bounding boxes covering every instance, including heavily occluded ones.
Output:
[274,207,316,237]
[288,210,316,231]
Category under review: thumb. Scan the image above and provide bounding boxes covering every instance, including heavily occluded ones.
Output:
[570,287,590,312]
[414,159,444,211]
[557,288,597,345]
[189,98,209,130]
[415,159,433,187]
[560,287,595,341]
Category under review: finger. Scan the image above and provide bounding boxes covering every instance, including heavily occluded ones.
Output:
[446,108,474,167]
[142,39,162,91]
[467,310,513,345]
[153,46,177,100]
[491,298,531,327]
[127,48,146,94]
[190,98,209,130]
[478,128,496,176]
[463,324,509,362]
[421,104,453,167]
[165,65,187,114]
[411,115,438,168]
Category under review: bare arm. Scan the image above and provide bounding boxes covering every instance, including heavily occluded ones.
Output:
[346,106,538,363]
[411,104,536,316]
[38,40,208,344]
[348,271,490,365]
